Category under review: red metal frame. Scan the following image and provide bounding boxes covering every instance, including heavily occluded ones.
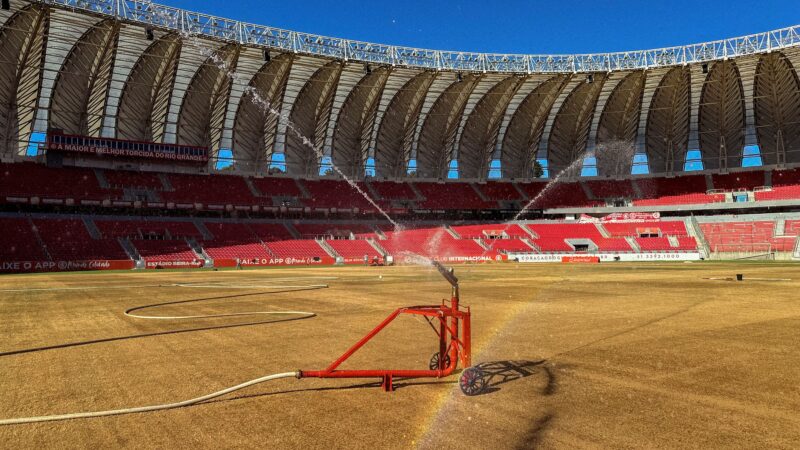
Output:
[299,278,470,392]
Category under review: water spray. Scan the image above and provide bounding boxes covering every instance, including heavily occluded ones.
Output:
[143,2,401,230]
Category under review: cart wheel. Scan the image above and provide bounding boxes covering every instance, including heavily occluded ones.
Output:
[428,352,452,370]
[459,366,486,396]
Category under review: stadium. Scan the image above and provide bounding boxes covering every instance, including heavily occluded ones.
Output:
[1,0,800,447]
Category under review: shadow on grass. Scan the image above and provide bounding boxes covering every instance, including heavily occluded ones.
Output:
[211,359,553,404]
[473,360,550,395]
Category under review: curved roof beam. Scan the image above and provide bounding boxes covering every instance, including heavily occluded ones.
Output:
[501,76,569,179]
[754,51,800,166]
[117,33,181,142]
[332,66,391,179]
[595,71,646,177]
[49,18,120,137]
[644,66,690,174]
[699,60,745,170]
[457,76,524,179]
[177,43,240,155]
[547,74,607,176]
[374,71,436,178]
[416,74,480,179]
[232,53,293,172]
[285,60,343,176]
[0,4,48,158]
[409,74,456,175]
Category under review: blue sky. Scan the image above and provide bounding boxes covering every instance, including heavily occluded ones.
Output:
[163,0,796,55]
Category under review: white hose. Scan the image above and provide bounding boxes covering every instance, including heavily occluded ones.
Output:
[0,372,299,425]
[0,282,327,425]
[125,310,316,320]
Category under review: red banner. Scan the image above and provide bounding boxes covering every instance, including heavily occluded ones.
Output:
[47,132,208,162]
[212,257,336,267]
[602,212,661,223]
[145,260,205,269]
[0,260,135,273]
[393,254,504,265]
[340,256,390,265]
[578,214,600,223]
[561,256,600,264]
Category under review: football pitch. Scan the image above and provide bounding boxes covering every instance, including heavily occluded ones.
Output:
[1,262,799,448]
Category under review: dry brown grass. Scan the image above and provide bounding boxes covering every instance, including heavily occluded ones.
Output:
[1,262,799,449]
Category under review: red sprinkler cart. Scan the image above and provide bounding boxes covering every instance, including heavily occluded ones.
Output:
[299,262,486,395]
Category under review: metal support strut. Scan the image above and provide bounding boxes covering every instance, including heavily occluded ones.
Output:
[299,262,485,395]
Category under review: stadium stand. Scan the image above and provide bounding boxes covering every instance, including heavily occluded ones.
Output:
[518,182,598,209]
[634,192,724,206]
[1,0,799,275]
[251,177,303,197]
[265,240,329,260]
[247,223,295,241]
[368,181,418,201]
[201,222,272,261]
[711,171,767,191]
[104,170,165,190]
[634,175,722,206]
[476,182,524,201]
[771,168,800,187]
[132,239,202,266]
[326,239,382,263]
[515,182,547,203]
[161,173,256,206]
[451,224,530,238]
[414,183,493,210]
[95,220,203,239]
[33,219,129,261]
[585,180,636,199]
[699,221,795,253]
[0,163,115,202]
[482,239,535,254]
[9,161,800,212]
[202,242,271,261]
[755,186,800,201]
[380,228,486,258]
[785,219,800,235]
[592,238,634,252]
[0,213,716,271]
[635,237,673,251]
[633,236,695,251]
[754,170,800,201]
[526,223,631,252]
[0,218,49,262]
[602,221,688,237]
[294,223,374,238]
[674,237,699,251]
[302,180,375,210]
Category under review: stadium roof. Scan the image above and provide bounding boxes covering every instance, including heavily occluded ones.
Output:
[2,1,800,180]
[38,0,800,74]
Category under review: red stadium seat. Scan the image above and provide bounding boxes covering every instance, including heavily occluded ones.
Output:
[413,182,494,210]
[326,239,382,263]
[699,221,792,253]
[265,240,330,259]
[476,182,524,201]
[33,219,129,261]
[0,218,48,262]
